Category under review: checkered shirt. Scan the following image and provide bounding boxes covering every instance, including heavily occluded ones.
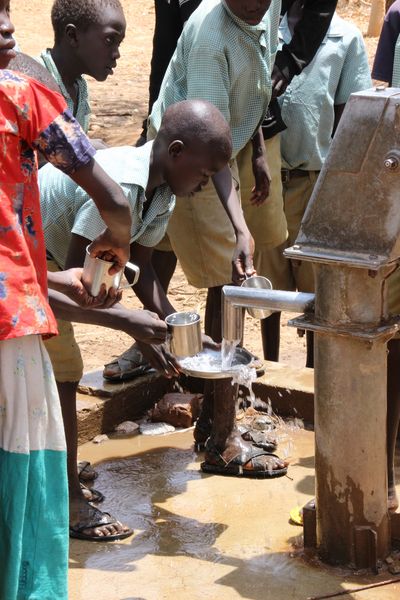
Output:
[149,0,281,157]
[279,14,372,171]
[39,142,175,268]
[38,49,91,133]
[392,34,400,86]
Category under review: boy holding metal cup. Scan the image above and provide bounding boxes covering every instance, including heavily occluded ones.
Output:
[39,98,233,540]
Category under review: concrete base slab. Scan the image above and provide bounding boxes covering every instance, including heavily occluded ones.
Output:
[77,369,172,444]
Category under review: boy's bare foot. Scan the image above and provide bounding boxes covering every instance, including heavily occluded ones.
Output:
[202,431,287,478]
[69,496,133,541]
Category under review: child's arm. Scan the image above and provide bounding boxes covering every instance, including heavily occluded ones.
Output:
[212,166,255,285]
[48,289,168,346]
[249,127,271,207]
[67,159,131,273]
[274,0,337,95]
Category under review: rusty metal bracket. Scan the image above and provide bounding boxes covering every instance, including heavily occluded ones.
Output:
[288,314,400,342]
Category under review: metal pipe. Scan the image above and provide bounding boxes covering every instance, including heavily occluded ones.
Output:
[222,286,315,342]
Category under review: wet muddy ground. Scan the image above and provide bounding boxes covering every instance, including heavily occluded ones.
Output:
[70,430,400,600]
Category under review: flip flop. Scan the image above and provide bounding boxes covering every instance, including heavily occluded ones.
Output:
[289,506,303,526]
[103,343,154,382]
[70,505,133,542]
[78,460,98,482]
[80,482,104,503]
[201,440,288,479]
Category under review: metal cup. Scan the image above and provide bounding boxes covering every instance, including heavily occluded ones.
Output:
[241,275,273,319]
[165,311,203,358]
[82,246,140,297]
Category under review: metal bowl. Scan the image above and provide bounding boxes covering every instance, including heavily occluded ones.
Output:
[179,347,254,379]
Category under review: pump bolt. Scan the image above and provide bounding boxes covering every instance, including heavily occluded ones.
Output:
[384,156,399,170]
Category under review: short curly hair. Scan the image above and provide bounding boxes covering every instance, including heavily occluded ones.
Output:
[51,0,123,42]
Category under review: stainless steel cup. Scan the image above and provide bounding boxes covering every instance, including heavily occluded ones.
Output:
[82,246,140,297]
[241,275,273,319]
[165,311,203,358]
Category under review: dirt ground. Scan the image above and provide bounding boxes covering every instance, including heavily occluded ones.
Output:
[13,0,380,374]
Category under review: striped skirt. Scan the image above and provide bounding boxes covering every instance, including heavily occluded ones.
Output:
[0,335,68,600]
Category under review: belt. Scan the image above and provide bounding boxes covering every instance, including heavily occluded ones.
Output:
[281,168,311,183]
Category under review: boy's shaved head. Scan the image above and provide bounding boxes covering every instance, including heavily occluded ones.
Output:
[51,0,123,42]
[8,53,60,93]
[159,99,232,162]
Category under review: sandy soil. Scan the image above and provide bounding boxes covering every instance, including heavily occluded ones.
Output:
[12,0,380,373]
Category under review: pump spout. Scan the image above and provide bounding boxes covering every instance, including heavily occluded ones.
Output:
[221,286,315,343]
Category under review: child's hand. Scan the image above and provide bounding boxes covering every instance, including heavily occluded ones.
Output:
[202,333,220,351]
[135,340,182,378]
[231,231,256,285]
[48,268,122,309]
[88,228,130,275]
[122,309,168,345]
[271,64,290,98]
[250,154,270,206]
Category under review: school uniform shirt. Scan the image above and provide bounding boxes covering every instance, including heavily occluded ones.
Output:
[0,70,95,341]
[40,142,175,269]
[149,0,281,157]
[278,14,372,172]
[372,0,400,86]
[38,49,91,132]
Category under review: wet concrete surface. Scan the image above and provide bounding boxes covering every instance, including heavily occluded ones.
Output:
[70,429,400,600]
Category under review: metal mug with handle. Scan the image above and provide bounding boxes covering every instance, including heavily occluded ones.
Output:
[165,311,203,358]
[241,275,273,319]
[82,246,140,297]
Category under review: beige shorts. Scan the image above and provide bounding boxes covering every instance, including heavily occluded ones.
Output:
[155,163,241,288]
[238,134,287,251]
[387,267,400,316]
[44,259,84,383]
[252,169,318,292]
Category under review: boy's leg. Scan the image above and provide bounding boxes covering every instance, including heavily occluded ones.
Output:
[202,379,287,475]
[283,171,318,367]
[238,136,290,361]
[0,336,68,600]
[387,338,400,511]
[46,259,132,539]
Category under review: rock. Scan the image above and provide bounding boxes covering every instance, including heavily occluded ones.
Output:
[114,421,140,436]
[149,392,203,428]
[92,433,109,444]
[140,422,175,435]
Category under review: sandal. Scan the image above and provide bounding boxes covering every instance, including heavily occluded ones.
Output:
[78,460,98,482]
[201,439,288,478]
[80,482,104,503]
[237,425,277,452]
[70,505,133,542]
[103,343,154,382]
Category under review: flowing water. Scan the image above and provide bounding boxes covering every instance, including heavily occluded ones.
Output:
[221,338,240,370]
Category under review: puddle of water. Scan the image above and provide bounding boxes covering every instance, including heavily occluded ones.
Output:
[70,430,400,600]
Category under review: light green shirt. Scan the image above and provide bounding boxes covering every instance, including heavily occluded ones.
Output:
[392,34,400,86]
[279,14,372,171]
[38,49,91,133]
[149,0,281,157]
[39,142,175,269]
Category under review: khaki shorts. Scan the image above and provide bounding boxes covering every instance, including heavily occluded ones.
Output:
[155,162,240,288]
[387,267,400,316]
[252,168,318,292]
[238,134,287,250]
[44,259,84,383]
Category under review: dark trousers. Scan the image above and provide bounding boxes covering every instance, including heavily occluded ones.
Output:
[145,0,202,128]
